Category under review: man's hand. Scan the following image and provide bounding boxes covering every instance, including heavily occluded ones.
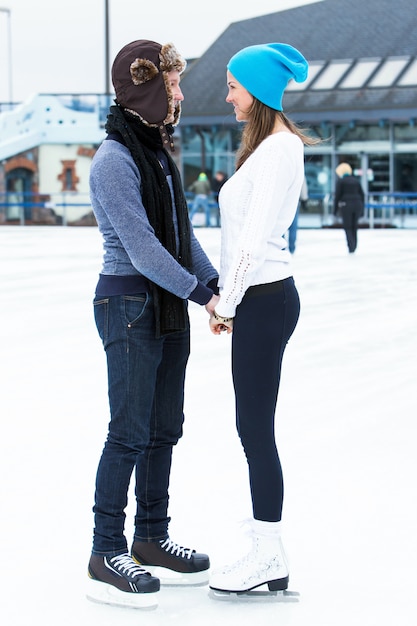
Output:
[205,293,220,316]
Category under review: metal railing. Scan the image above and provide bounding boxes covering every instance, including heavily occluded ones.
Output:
[1,191,417,228]
[0,192,94,226]
[319,192,417,229]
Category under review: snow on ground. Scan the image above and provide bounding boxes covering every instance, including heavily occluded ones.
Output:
[1,225,416,625]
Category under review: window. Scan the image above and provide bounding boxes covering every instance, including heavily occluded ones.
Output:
[393,122,417,145]
[368,57,410,87]
[339,59,381,88]
[393,155,417,193]
[311,60,352,90]
[335,123,389,146]
[58,160,79,191]
[397,58,417,86]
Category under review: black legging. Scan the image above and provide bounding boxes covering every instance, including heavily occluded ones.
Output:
[231,277,300,521]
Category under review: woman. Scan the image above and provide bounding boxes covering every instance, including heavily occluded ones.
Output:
[208,43,317,594]
[334,162,365,253]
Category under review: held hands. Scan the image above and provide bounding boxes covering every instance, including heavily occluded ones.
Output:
[205,294,233,334]
[209,310,233,335]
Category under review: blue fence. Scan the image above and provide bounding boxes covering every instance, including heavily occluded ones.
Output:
[0,192,94,226]
[1,191,417,228]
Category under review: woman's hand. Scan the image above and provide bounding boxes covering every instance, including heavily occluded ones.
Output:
[209,316,233,335]
[209,310,234,335]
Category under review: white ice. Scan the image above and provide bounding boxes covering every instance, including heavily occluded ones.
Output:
[1,225,416,625]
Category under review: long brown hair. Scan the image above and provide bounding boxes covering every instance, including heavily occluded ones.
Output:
[235,98,319,170]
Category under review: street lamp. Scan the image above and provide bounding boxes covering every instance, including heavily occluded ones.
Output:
[104,0,110,94]
[0,6,12,103]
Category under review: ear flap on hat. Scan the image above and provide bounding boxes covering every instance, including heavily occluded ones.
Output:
[130,58,159,86]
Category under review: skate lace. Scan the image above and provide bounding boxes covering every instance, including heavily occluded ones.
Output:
[160,538,193,559]
[239,518,256,541]
[109,553,147,579]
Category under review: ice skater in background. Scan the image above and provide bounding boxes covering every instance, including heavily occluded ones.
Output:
[334,162,365,253]
[188,172,212,226]
[208,42,318,595]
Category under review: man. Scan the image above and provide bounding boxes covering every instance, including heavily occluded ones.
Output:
[188,172,212,226]
[87,40,219,609]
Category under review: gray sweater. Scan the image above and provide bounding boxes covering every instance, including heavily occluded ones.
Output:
[90,139,218,303]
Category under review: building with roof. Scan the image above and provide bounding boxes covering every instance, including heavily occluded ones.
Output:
[179,0,417,220]
[0,94,108,224]
[0,0,416,225]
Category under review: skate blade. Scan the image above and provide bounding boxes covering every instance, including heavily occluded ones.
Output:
[86,578,158,610]
[209,586,300,603]
[144,564,209,587]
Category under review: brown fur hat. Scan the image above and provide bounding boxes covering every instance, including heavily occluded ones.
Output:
[111,40,186,130]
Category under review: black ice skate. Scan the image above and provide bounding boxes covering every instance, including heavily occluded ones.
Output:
[87,553,160,609]
[131,537,210,586]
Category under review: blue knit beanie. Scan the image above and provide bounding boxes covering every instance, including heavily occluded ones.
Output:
[227,43,308,111]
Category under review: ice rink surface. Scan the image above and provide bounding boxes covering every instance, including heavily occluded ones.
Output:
[1,225,416,625]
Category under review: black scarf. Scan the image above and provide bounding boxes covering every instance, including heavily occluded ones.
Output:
[105,105,192,337]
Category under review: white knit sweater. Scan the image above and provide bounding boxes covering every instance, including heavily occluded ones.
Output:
[216,131,305,318]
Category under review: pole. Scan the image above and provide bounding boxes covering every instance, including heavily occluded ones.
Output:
[104,0,110,94]
[0,7,12,102]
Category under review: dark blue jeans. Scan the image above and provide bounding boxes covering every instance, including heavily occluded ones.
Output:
[288,207,299,253]
[92,292,190,556]
[231,278,300,522]
[189,195,211,227]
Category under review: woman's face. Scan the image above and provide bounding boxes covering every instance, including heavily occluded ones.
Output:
[226,71,254,122]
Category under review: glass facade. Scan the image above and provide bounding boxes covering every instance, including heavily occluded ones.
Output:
[181,124,241,189]
[180,120,417,206]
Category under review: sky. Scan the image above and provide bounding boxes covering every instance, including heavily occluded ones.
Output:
[1,223,416,625]
[0,0,322,103]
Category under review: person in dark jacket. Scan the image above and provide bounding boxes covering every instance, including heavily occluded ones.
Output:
[334,162,365,253]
